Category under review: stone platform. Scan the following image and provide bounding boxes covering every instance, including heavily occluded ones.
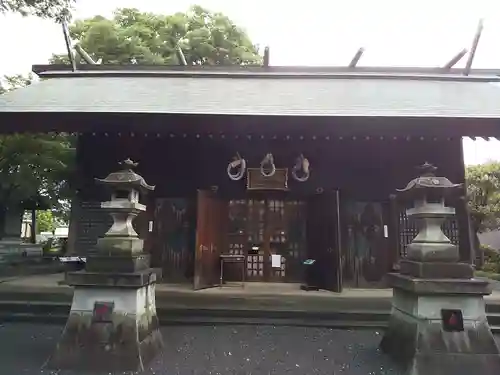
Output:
[0,273,499,330]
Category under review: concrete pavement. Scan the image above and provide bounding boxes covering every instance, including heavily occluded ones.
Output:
[0,322,404,375]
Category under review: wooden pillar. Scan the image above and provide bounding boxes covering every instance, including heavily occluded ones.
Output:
[30,209,36,244]
[66,196,80,255]
[388,194,401,268]
[457,196,474,264]
[456,139,474,264]
[67,134,84,255]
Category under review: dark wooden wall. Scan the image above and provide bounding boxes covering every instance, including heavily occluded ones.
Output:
[76,133,464,201]
[69,116,467,282]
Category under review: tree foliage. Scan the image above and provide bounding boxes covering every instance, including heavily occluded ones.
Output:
[0,75,75,234]
[0,0,73,19]
[50,6,262,66]
[0,74,32,93]
[466,162,500,233]
[462,162,500,269]
[36,210,56,233]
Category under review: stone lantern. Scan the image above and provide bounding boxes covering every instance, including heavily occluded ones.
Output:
[90,158,154,269]
[380,163,500,375]
[46,159,163,373]
[398,162,469,277]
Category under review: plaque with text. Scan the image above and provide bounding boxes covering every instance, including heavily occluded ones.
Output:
[247,168,288,191]
[92,301,115,323]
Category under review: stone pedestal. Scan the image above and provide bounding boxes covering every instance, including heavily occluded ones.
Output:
[45,270,162,372]
[381,274,500,375]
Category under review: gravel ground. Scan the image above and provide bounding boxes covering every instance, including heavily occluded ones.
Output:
[0,323,401,375]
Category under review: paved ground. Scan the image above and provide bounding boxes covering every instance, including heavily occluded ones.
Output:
[3,273,500,303]
[488,278,500,291]
[0,323,403,375]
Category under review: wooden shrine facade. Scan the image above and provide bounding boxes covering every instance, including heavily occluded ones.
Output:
[2,64,500,292]
[68,126,469,292]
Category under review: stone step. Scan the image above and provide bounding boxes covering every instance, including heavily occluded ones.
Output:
[0,300,389,324]
[0,300,499,334]
[487,312,500,326]
[486,302,500,314]
[0,311,389,330]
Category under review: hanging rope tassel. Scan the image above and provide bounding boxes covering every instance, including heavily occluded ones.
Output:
[227,153,247,181]
[260,153,276,177]
[292,154,310,182]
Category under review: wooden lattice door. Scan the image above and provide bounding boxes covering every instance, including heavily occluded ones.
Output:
[246,198,266,281]
[226,196,306,282]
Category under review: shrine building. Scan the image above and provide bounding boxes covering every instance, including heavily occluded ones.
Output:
[2,64,500,291]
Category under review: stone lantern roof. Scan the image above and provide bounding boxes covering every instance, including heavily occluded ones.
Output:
[396,162,462,200]
[95,158,155,194]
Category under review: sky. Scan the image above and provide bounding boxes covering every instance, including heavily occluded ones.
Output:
[1,0,500,165]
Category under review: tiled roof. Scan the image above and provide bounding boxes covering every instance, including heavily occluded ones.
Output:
[2,65,500,118]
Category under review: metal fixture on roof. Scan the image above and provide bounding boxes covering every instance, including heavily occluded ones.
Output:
[464,19,484,76]
[263,46,270,67]
[176,45,187,66]
[442,49,468,70]
[349,48,365,68]
[74,44,97,65]
[61,19,76,72]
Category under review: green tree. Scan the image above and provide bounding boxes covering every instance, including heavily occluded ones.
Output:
[0,74,32,92]
[466,162,500,232]
[0,0,73,19]
[466,161,500,266]
[0,75,75,237]
[50,6,262,66]
[36,210,56,233]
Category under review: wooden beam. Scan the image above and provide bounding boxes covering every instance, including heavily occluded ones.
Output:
[464,19,484,76]
[348,47,364,68]
[442,49,468,70]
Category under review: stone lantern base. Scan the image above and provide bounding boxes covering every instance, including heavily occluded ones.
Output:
[45,268,163,373]
[381,273,500,375]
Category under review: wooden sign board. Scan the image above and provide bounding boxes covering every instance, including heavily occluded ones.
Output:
[247,168,288,191]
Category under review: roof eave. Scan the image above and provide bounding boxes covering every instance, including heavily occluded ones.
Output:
[32,64,500,78]
[32,64,500,82]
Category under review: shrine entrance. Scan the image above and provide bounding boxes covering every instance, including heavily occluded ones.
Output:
[226,194,307,283]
